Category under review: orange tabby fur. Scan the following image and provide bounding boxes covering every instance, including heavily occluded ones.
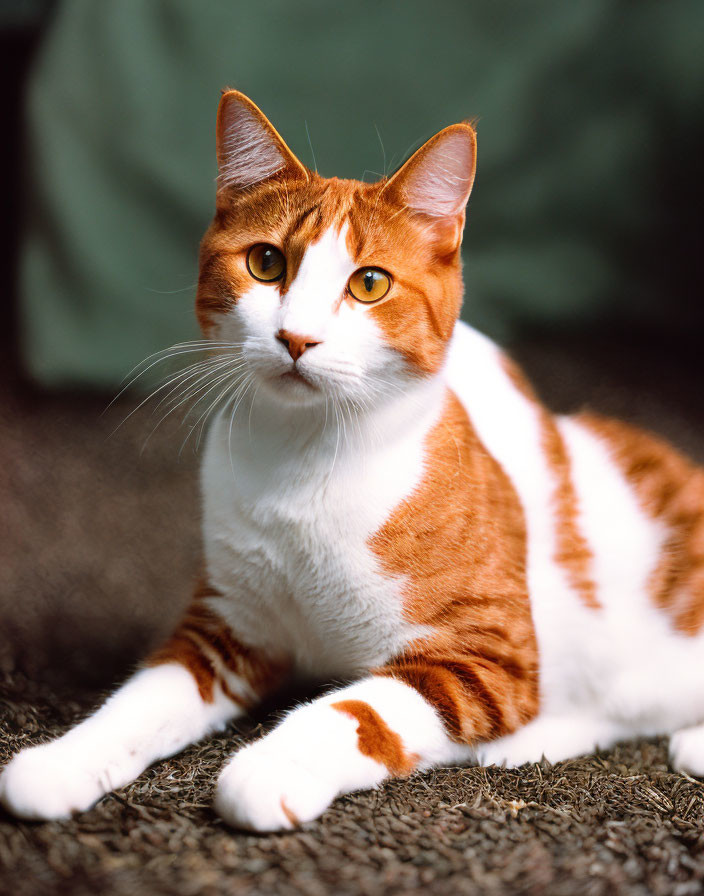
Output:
[7,90,704,833]
[370,390,539,742]
[179,91,704,774]
[581,413,704,635]
[148,580,289,704]
[501,357,598,610]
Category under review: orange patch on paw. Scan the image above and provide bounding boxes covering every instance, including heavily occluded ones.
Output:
[331,699,417,775]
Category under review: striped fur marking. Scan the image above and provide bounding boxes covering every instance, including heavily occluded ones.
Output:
[542,415,600,610]
[501,356,598,610]
[581,412,704,635]
[147,584,289,703]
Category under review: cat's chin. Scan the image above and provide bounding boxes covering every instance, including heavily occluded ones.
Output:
[259,369,325,407]
[278,369,316,390]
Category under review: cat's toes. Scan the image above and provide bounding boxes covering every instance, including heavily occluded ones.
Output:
[0,745,104,821]
[214,743,337,832]
[670,726,704,777]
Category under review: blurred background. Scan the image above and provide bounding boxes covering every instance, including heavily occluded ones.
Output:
[1,0,703,688]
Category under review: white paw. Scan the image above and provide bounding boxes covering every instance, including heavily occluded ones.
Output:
[214,742,338,832]
[670,726,704,777]
[475,726,552,768]
[475,715,615,769]
[476,737,539,769]
[0,745,106,821]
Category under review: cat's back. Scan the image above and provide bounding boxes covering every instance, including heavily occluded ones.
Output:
[448,322,704,728]
[560,409,704,635]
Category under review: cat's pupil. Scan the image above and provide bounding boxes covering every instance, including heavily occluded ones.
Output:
[262,250,275,271]
[364,271,375,292]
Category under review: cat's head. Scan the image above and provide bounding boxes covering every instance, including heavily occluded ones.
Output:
[197,90,476,409]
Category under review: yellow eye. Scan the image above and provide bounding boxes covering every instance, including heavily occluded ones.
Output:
[246,244,286,282]
[348,268,392,304]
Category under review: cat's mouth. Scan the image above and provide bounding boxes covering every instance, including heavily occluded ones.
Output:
[278,368,317,389]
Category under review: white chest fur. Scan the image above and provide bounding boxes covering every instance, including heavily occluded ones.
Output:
[200,380,444,679]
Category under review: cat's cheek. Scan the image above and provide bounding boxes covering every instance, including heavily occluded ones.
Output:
[214,744,340,831]
[214,281,280,345]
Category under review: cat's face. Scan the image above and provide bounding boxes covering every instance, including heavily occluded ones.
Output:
[197,91,476,409]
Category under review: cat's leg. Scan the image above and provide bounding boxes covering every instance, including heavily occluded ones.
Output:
[0,597,285,821]
[475,713,626,768]
[669,723,704,777]
[214,674,475,832]
[0,663,237,821]
[215,632,546,831]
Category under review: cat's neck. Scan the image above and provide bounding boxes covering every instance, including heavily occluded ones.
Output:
[211,368,448,483]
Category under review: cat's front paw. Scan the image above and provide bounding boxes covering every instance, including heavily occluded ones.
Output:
[0,745,105,821]
[670,725,704,778]
[214,742,337,832]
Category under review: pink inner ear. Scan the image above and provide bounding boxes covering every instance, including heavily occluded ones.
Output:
[400,129,476,218]
[217,99,286,191]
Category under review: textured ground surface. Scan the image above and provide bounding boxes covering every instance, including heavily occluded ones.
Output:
[2,333,704,895]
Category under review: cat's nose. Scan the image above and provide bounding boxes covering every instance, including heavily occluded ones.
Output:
[276,329,322,363]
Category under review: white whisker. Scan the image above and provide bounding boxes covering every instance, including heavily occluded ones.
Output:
[247,383,260,442]
[228,372,257,482]
[140,361,245,454]
[181,366,252,452]
[104,341,247,418]
[139,359,240,451]
[148,355,242,418]
[169,358,248,421]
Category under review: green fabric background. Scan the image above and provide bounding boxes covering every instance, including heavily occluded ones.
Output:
[20,0,704,387]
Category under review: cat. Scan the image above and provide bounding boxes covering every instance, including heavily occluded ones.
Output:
[2,88,704,832]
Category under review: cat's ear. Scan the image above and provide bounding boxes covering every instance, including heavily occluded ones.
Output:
[216,89,309,192]
[383,123,476,251]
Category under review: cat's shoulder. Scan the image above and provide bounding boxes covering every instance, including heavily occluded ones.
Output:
[446,321,543,427]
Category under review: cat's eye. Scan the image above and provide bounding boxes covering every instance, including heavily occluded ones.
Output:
[246,244,286,282]
[347,268,392,304]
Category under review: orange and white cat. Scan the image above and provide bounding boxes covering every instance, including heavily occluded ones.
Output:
[3,90,704,831]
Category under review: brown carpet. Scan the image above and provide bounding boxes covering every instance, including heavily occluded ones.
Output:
[2,333,704,895]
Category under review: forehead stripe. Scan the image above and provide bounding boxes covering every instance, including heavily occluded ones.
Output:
[290,204,322,233]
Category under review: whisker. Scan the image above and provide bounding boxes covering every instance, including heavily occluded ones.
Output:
[326,400,342,489]
[118,340,240,384]
[143,282,198,295]
[228,373,257,481]
[179,370,250,458]
[159,356,247,419]
[247,383,260,442]
[141,359,247,452]
[105,341,243,413]
[108,358,224,438]
[147,355,242,419]
[180,366,251,452]
[194,370,252,452]
[375,123,387,176]
[304,119,318,173]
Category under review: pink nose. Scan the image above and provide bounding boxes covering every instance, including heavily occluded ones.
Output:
[276,329,322,363]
